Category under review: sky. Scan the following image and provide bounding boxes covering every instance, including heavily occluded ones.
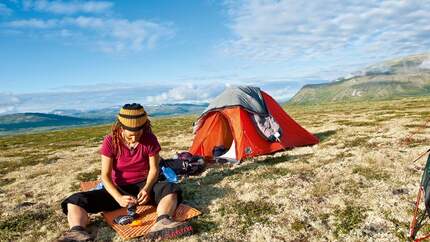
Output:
[0,0,429,114]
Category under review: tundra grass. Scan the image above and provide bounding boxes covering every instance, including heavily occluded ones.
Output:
[0,96,429,241]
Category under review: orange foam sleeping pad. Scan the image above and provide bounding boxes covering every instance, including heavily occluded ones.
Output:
[80,180,201,239]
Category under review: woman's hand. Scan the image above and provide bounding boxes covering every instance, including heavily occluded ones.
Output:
[137,188,150,205]
[116,195,137,208]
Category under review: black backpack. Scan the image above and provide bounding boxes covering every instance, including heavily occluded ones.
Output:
[160,152,205,176]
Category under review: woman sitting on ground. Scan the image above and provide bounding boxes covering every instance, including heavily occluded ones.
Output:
[58,103,192,241]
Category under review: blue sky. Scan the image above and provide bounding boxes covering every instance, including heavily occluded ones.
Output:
[0,0,429,114]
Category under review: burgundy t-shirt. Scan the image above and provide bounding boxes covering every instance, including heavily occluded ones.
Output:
[100,132,161,185]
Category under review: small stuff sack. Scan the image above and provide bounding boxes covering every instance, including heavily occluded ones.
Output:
[162,166,179,183]
[161,152,205,176]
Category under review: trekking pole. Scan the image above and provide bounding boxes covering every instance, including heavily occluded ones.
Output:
[412,148,430,164]
[409,148,430,241]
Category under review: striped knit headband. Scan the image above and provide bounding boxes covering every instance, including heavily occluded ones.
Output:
[117,103,148,131]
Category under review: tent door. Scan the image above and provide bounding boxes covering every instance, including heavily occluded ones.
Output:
[218,140,238,161]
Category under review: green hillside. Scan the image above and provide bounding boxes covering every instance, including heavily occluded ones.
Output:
[0,113,101,134]
[289,53,430,104]
[0,103,207,135]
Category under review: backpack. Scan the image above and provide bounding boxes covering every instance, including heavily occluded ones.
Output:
[160,152,205,176]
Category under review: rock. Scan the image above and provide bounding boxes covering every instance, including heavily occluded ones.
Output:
[392,188,408,195]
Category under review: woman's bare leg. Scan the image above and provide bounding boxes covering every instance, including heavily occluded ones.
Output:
[156,193,177,217]
[67,203,89,229]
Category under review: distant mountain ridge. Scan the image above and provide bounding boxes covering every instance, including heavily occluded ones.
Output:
[289,53,430,104]
[0,103,208,135]
[0,113,100,134]
[51,103,208,119]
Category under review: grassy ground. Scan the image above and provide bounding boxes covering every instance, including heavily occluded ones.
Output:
[0,97,429,241]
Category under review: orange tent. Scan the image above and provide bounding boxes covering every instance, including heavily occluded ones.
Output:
[189,86,319,161]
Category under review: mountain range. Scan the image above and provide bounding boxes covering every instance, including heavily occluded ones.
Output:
[289,53,430,104]
[0,113,99,134]
[0,103,207,135]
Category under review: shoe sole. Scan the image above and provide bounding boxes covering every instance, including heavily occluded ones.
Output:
[146,223,193,241]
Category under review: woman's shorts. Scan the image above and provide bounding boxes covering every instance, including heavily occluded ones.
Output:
[61,180,182,215]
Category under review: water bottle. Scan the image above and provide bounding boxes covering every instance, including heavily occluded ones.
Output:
[162,166,179,183]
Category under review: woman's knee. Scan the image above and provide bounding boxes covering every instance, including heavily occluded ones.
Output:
[160,182,181,194]
[162,192,177,200]
[61,192,88,215]
[154,182,182,204]
[67,203,86,213]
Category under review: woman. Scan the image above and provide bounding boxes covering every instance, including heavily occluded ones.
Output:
[58,103,191,241]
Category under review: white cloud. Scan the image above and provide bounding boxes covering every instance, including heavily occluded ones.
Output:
[0,106,17,114]
[419,60,430,70]
[0,81,319,114]
[3,84,173,114]
[263,87,297,102]
[222,0,430,75]
[254,80,323,101]
[4,16,174,53]
[0,93,20,114]
[419,58,430,70]
[145,83,227,104]
[1,1,172,53]
[23,0,113,15]
[7,18,58,28]
[0,93,20,105]
[143,81,311,104]
[0,3,13,16]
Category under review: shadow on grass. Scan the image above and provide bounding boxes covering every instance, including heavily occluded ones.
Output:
[181,153,313,234]
[315,130,337,143]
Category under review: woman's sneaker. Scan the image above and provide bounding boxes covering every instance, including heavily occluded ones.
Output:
[146,218,193,240]
[56,226,94,242]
